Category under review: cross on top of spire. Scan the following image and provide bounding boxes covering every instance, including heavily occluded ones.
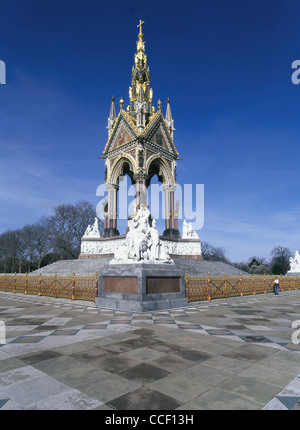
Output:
[137,19,145,38]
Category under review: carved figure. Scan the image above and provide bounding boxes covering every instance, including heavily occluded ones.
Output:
[148,219,161,260]
[289,250,300,273]
[182,219,199,239]
[82,217,101,238]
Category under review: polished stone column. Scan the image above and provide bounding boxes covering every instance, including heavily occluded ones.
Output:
[162,184,180,238]
[134,173,148,209]
[103,183,120,237]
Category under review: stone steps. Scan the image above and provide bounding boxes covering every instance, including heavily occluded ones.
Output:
[30,257,248,277]
[30,258,111,276]
[172,258,248,277]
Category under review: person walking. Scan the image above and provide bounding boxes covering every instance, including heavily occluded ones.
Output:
[273,276,280,295]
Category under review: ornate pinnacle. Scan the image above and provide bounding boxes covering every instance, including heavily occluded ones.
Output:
[109,96,116,120]
[165,98,175,137]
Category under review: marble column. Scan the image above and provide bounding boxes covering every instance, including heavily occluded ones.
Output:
[103,183,120,237]
[162,184,180,238]
[134,173,148,209]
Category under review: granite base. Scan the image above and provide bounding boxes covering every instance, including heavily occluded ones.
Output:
[96,263,188,312]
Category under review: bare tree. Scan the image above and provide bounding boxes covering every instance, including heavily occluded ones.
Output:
[48,200,99,259]
[0,231,13,273]
[201,241,229,263]
[33,217,52,269]
[21,224,38,272]
[0,229,25,273]
[270,246,292,275]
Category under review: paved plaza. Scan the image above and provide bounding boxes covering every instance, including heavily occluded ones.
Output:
[0,289,300,410]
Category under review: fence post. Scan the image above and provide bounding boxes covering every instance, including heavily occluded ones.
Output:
[252,273,255,295]
[5,274,7,292]
[38,273,42,296]
[25,272,28,295]
[185,271,188,301]
[207,272,211,300]
[14,272,16,293]
[95,272,98,303]
[72,272,75,300]
[239,273,243,296]
[263,274,266,294]
[280,274,283,292]
[54,273,58,298]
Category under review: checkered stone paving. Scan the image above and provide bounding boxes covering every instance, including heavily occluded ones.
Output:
[0,290,300,410]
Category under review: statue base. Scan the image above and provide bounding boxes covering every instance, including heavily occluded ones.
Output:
[162,228,181,239]
[79,236,202,260]
[96,263,188,311]
[287,271,300,277]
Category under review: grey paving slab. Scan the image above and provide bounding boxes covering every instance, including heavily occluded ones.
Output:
[181,362,237,386]
[53,366,112,392]
[186,387,265,410]
[1,374,70,408]
[238,363,298,387]
[28,388,103,410]
[150,373,213,403]
[79,374,141,404]
[120,346,166,362]
[217,374,283,404]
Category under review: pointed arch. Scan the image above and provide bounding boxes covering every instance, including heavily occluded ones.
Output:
[107,153,137,185]
[145,154,175,186]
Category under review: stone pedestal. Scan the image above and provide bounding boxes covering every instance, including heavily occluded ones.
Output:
[96,263,187,311]
[162,228,181,239]
[79,236,202,260]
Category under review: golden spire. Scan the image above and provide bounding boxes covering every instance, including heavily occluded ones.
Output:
[128,20,153,116]
[135,20,147,69]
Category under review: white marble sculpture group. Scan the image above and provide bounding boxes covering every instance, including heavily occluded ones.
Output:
[289,250,300,273]
[82,217,101,239]
[182,219,199,239]
[111,207,172,264]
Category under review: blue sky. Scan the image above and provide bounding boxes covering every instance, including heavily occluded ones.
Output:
[0,0,299,262]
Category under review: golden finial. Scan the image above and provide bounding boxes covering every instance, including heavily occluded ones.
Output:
[157,99,162,110]
[120,97,124,109]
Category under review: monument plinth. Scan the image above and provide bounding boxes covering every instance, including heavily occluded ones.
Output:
[97,263,187,311]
